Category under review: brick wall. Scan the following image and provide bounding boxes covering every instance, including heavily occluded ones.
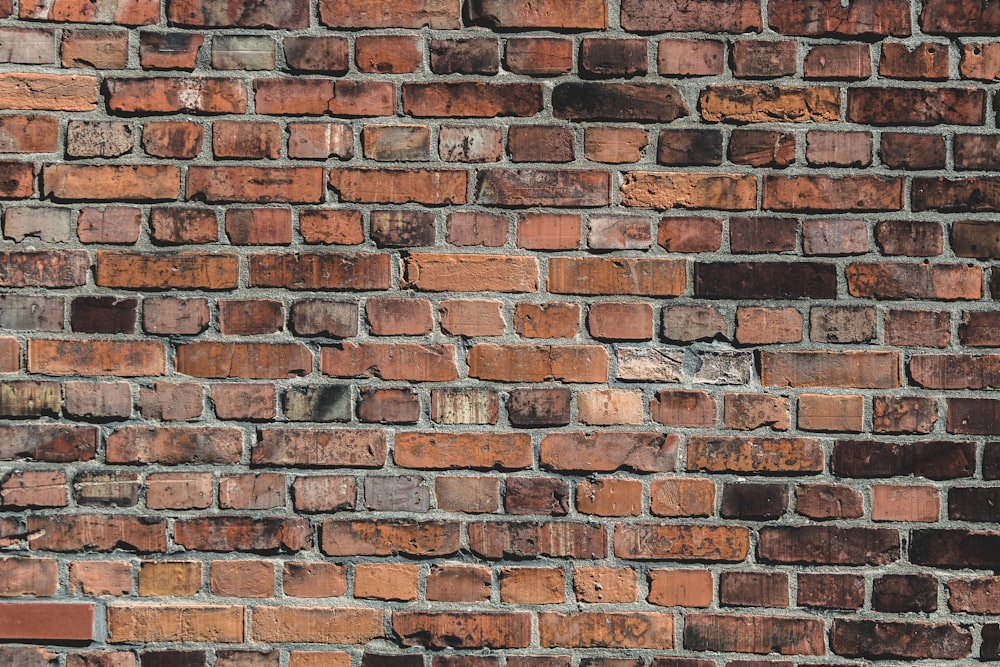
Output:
[0,0,998,664]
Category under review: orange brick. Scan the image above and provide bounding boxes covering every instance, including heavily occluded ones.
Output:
[648,569,714,607]
[499,567,565,604]
[354,563,419,601]
[573,567,638,603]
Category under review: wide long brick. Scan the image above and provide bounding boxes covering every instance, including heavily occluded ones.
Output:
[684,614,825,655]
[761,350,901,388]
[0,73,99,111]
[108,605,244,643]
[0,603,94,641]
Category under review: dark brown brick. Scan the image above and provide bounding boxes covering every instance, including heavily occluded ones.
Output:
[283,36,348,73]
[831,619,971,660]
[729,217,796,254]
[430,39,499,75]
[621,0,761,32]
[947,398,1000,435]
[731,39,796,78]
[468,522,605,559]
[720,483,787,520]
[504,477,569,516]
[684,614,824,655]
[875,220,942,256]
[797,573,864,609]
[758,526,900,565]
[695,262,836,299]
[921,0,1000,35]
[507,388,571,428]
[581,38,648,78]
[552,83,687,122]
[873,574,938,612]
[880,133,946,170]
[848,87,985,126]
[720,571,788,607]
[656,129,722,166]
[728,129,795,167]
[769,0,910,37]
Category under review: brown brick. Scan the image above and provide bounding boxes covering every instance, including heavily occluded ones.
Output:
[729,129,796,167]
[687,436,823,473]
[880,132,945,169]
[873,396,938,434]
[762,350,901,388]
[142,120,203,158]
[149,207,217,245]
[144,297,210,335]
[356,35,421,74]
[553,83,687,123]
[253,428,386,468]
[615,525,749,562]
[2,471,67,508]
[798,573,864,609]
[175,517,310,553]
[499,567,564,603]
[177,342,311,379]
[469,522,606,559]
[435,476,501,513]
[803,44,871,79]
[321,519,460,557]
[505,37,572,75]
[577,479,641,517]
[139,561,201,597]
[0,602,94,642]
[736,307,802,344]
[658,217,723,253]
[584,127,647,164]
[764,175,902,212]
[431,38,499,75]
[366,297,432,336]
[220,474,285,510]
[732,39,796,78]
[539,612,673,649]
[188,166,323,204]
[724,393,790,431]
[287,122,352,160]
[622,172,756,210]
[439,299,504,336]
[299,210,363,245]
[363,124,430,162]
[831,619,971,661]
[759,526,899,565]
[845,262,982,300]
[29,515,166,553]
[29,339,164,377]
[880,42,949,79]
[685,614,824,655]
[581,38,647,78]
[651,390,716,427]
[291,475,355,513]
[225,209,292,246]
[549,257,685,296]
[516,213,579,250]
[720,571,788,607]
[720,483,787,520]
[403,82,542,118]
[0,115,58,154]
[848,87,985,125]
[97,251,238,290]
[250,253,390,291]
[44,164,179,202]
[146,472,213,510]
[283,35,348,73]
[469,0,605,29]
[70,561,133,596]
[394,612,530,650]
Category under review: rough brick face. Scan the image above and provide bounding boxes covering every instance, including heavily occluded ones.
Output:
[1,1,996,663]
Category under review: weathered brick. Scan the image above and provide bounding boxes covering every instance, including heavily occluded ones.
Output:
[319,0,458,28]
[0,115,58,153]
[696,262,836,299]
[553,83,687,122]
[622,0,761,32]
[0,73,99,111]
[621,172,756,210]
[250,252,390,291]
[845,262,982,300]
[394,612,530,650]
[881,132,945,170]
[321,519,460,557]
[403,82,541,118]
[469,522,605,559]
[762,350,901,388]
[469,0,605,29]
[106,77,246,114]
[700,85,839,123]
[798,573,864,610]
[615,525,749,561]
[253,429,386,468]
[395,432,531,470]
[921,0,1000,35]
[803,44,871,79]
[431,38,499,75]
[468,344,607,383]
[321,342,457,381]
[831,620,971,660]
[684,614,824,655]
[649,478,715,517]
[356,35,421,74]
[539,612,673,649]
[45,165,180,202]
[139,32,202,70]
[769,0,910,37]
[29,515,166,553]
[688,436,823,473]
[758,526,899,565]
[848,87,985,125]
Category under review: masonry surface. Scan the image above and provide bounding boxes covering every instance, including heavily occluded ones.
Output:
[1,0,1000,664]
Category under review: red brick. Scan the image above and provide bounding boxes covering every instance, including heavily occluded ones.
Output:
[574,567,637,603]
[831,619,971,660]
[506,38,573,75]
[762,350,901,388]
[769,0,909,37]
[395,432,531,470]
[885,310,951,347]
[70,561,133,596]
[250,252,390,290]
[299,210,363,245]
[688,436,823,473]
[61,29,128,69]
[872,484,939,522]
[108,605,243,643]
[321,519,459,557]
[426,564,491,602]
[803,44,871,79]
[881,42,949,79]
[210,560,274,598]
[139,32,202,70]
[648,570,713,607]
[0,602,94,642]
[404,253,537,293]
[435,476,501,513]
[440,299,504,336]
[283,562,347,598]
[330,168,465,206]
[319,0,459,28]
[587,302,652,340]
[469,344,607,383]
[650,478,715,517]
[146,472,213,510]
[732,39,796,78]
[541,432,677,472]
[577,478,641,517]
[97,252,234,293]
[922,0,1000,35]
[394,611,530,650]
[651,390,717,427]
[291,475,356,513]
[469,0,605,29]
[513,302,579,339]
[356,35,421,74]
[138,561,201,597]
[1,471,67,509]
[736,307,802,344]
[44,164,179,202]
[28,339,163,377]
[658,39,724,76]
[29,515,166,552]
[469,522,605,559]
[106,77,245,114]
[848,87,985,126]
[0,73,99,111]
[622,0,761,32]
[720,571,788,607]
[219,474,285,510]
[254,79,394,117]
[499,567,564,603]
[0,115,58,153]
[253,428,386,468]
[539,612,673,649]
[321,342,456,381]
[615,525,749,561]
[403,82,542,118]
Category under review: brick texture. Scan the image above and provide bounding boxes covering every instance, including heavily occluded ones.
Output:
[0,1,988,663]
